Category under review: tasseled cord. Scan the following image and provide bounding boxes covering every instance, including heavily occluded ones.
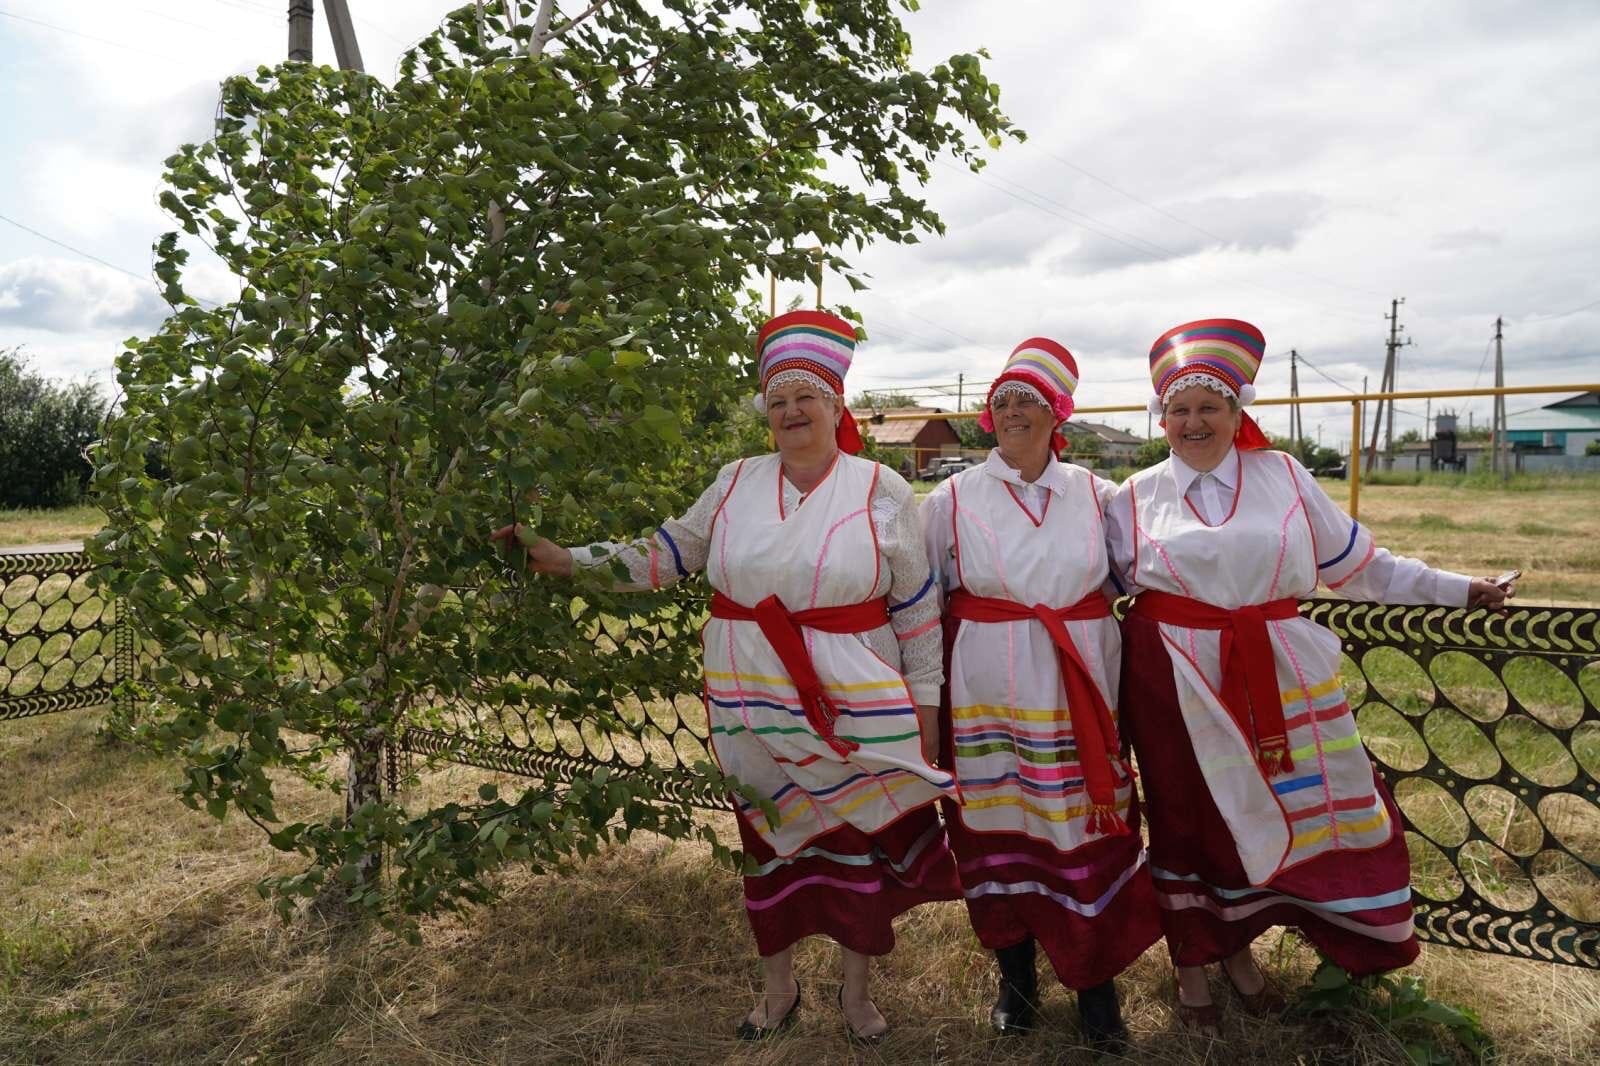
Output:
[1257,738,1294,777]
[805,690,859,758]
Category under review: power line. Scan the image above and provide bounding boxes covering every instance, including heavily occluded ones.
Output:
[0,211,151,283]
[1519,296,1600,323]
[0,8,186,62]
[1291,351,1359,393]
[1025,142,1387,301]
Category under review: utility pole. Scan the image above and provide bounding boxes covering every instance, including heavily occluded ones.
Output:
[1365,297,1410,473]
[956,373,964,412]
[288,0,314,61]
[1493,316,1508,479]
[324,0,365,71]
[1289,349,1302,458]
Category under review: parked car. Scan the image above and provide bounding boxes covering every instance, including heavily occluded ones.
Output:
[1312,462,1347,480]
[917,457,977,481]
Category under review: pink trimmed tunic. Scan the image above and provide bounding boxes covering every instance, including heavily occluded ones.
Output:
[1107,449,1470,972]
[924,453,1160,989]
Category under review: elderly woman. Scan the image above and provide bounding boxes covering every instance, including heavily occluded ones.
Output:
[1107,319,1514,1033]
[922,339,1159,1053]
[492,310,959,1044]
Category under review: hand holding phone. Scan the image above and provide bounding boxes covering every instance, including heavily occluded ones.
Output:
[1493,568,1521,590]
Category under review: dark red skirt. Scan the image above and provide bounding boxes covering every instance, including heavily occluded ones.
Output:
[736,803,961,957]
[1120,613,1420,975]
[942,797,1161,989]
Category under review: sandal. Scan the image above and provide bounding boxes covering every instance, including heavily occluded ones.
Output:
[1175,995,1221,1038]
[735,981,801,1041]
[837,986,889,1045]
[1223,960,1287,1017]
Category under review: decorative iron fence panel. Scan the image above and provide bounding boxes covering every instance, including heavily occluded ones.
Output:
[0,547,128,721]
[5,546,1595,967]
[1314,601,1600,968]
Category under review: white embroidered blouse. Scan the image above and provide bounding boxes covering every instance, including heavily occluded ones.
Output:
[567,458,944,705]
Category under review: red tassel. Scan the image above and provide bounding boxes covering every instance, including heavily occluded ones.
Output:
[1088,805,1131,837]
[1257,741,1293,777]
[809,692,859,757]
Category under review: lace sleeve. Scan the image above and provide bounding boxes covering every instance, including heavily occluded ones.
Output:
[873,468,942,706]
[1287,456,1471,606]
[568,461,739,591]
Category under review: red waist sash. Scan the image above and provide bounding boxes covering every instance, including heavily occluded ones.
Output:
[1129,590,1301,775]
[948,588,1129,836]
[709,590,891,757]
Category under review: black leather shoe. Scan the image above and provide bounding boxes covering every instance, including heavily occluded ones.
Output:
[990,937,1039,1035]
[735,981,801,1041]
[1077,980,1130,1055]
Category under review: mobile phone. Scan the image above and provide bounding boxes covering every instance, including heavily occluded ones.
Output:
[1493,569,1521,589]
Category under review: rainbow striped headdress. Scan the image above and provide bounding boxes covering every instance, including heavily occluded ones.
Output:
[756,309,857,398]
[1148,318,1265,409]
[979,337,1080,452]
[753,309,866,454]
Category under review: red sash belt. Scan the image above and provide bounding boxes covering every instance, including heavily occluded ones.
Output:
[1129,590,1301,775]
[709,590,891,758]
[948,588,1129,836]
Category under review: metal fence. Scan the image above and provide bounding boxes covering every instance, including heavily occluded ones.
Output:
[5,547,1596,968]
[0,547,129,721]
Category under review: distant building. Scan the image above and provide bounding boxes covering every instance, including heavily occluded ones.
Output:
[1062,421,1143,465]
[1506,392,1600,456]
[852,406,962,475]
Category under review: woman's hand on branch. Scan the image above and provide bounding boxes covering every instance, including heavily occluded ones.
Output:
[489,523,574,577]
[1466,575,1515,611]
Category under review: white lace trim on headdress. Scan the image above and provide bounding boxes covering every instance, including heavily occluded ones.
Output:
[751,368,836,413]
[990,380,1048,408]
[1149,372,1255,415]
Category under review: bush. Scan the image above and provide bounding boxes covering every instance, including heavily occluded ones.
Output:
[0,348,105,508]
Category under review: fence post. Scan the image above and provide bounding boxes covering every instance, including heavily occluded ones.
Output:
[1348,399,1363,519]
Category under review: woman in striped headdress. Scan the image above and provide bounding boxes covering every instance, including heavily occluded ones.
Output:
[493,310,959,1045]
[922,339,1159,1054]
[1106,319,1513,1033]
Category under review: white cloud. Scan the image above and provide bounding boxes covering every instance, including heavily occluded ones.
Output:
[0,257,165,334]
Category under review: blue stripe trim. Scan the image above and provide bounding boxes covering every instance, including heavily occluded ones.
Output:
[956,730,1076,750]
[656,526,688,578]
[964,771,1086,791]
[889,572,935,613]
[1318,520,1360,570]
[708,697,915,719]
[1273,774,1325,795]
[1107,569,1127,595]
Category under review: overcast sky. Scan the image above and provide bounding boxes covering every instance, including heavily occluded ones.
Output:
[2,1,1596,449]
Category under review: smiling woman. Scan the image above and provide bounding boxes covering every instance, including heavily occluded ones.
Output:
[491,310,958,1045]
[1109,318,1518,1036]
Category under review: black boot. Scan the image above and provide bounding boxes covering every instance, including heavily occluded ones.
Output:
[989,937,1039,1035]
[1076,980,1130,1055]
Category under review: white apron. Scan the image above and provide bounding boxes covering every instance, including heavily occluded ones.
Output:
[704,452,956,857]
[1129,450,1394,885]
[946,463,1130,849]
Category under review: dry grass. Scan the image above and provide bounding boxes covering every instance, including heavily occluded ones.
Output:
[1347,478,1600,606]
[0,506,104,549]
[4,711,1600,1065]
